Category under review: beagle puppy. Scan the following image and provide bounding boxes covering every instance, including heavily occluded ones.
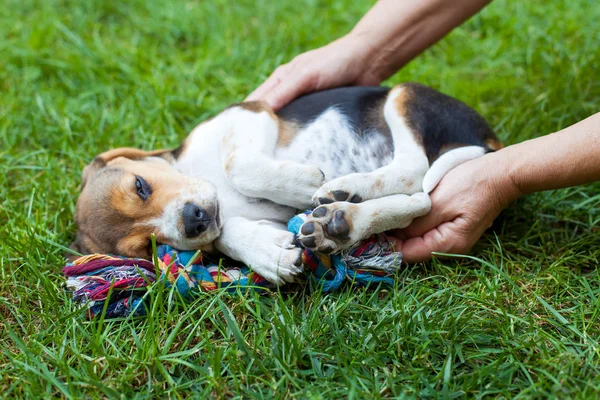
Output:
[71,83,502,284]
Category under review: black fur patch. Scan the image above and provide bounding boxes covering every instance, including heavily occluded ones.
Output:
[277,86,390,136]
[276,85,497,165]
[401,83,497,163]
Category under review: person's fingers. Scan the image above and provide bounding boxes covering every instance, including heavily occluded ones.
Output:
[262,70,317,111]
[400,220,473,263]
[245,65,288,102]
[245,77,280,102]
[401,205,454,238]
[400,225,447,263]
[396,236,433,263]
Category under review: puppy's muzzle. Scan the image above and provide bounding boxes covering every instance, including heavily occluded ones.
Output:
[183,202,214,237]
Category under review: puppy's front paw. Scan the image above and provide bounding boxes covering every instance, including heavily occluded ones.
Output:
[295,165,327,206]
[297,202,359,254]
[312,174,365,206]
[248,231,304,285]
[255,247,303,285]
[273,164,325,209]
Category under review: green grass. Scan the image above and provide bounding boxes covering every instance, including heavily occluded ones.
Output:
[2,0,600,397]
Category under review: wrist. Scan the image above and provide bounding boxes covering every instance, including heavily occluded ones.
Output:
[348,20,413,82]
[346,0,493,84]
[341,30,384,83]
[485,149,523,206]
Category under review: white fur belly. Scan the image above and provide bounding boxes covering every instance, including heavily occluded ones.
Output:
[274,109,393,180]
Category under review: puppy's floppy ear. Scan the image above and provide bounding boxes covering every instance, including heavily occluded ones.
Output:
[80,147,172,190]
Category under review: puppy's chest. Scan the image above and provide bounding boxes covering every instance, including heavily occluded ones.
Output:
[275,109,393,180]
[174,125,292,222]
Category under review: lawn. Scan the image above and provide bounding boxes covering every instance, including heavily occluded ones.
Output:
[1,0,600,397]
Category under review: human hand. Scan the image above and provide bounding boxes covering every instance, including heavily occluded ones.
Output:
[245,34,381,111]
[392,152,522,263]
[246,0,494,111]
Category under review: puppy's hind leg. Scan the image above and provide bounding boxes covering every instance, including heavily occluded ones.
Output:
[298,192,431,254]
[313,85,429,205]
[422,145,486,193]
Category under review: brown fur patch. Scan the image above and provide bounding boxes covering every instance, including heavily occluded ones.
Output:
[393,85,425,149]
[277,119,299,147]
[373,177,385,191]
[97,147,172,163]
[81,158,107,189]
[393,85,411,118]
[398,177,414,190]
[237,100,277,119]
[73,168,135,256]
[81,147,173,190]
[439,143,469,155]
[73,155,193,258]
[235,101,299,147]
[108,159,187,221]
[237,101,299,147]
[486,138,505,151]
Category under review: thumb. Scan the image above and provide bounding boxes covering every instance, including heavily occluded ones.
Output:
[402,206,454,238]
[245,76,281,103]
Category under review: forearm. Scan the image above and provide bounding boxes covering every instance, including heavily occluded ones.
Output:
[495,112,600,196]
[348,0,492,82]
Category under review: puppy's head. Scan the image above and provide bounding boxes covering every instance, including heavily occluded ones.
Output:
[71,148,221,259]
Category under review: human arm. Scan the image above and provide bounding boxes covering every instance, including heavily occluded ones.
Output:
[246,0,492,110]
[397,112,600,262]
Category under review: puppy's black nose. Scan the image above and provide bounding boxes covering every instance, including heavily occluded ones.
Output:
[183,203,211,237]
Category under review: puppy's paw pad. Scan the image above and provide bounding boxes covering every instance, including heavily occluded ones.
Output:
[316,197,335,205]
[297,204,356,254]
[326,210,350,239]
[312,181,363,206]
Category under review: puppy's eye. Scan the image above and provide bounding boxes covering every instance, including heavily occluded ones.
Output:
[135,176,152,200]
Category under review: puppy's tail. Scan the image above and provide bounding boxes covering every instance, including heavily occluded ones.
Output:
[422,145,487,194]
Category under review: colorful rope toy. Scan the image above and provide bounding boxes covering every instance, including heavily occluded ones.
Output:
[63,211,403,319]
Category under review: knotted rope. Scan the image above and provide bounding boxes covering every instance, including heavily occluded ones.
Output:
[63,211,403,319]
